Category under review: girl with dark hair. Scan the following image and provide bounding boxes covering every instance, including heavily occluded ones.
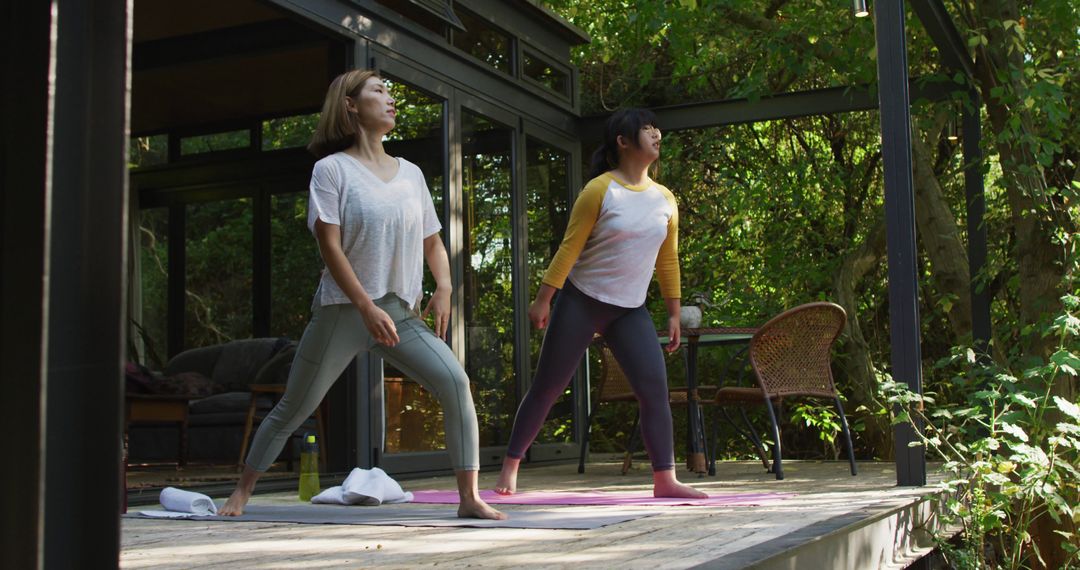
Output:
[219,69,504,520]
[495,108,706,498]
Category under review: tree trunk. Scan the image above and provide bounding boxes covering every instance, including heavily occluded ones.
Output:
[911,133,974,340]
[833,219,891,459]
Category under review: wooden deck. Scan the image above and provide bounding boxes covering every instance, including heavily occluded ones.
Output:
[121,459,944,569]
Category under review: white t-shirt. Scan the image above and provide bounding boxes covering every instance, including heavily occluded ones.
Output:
[306,152,441,310]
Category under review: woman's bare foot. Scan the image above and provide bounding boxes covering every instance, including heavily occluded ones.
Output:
[456,469,507,520]
[494,457,521,495]
[218,488,253,516]
[457,496,507,520]
[652,468,708,498]
[219,465,261,516]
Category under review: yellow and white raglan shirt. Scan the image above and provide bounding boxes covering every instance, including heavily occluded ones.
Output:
[542,172,679,308]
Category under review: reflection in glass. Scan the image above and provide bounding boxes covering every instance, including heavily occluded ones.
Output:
[137,208,169,368]
[180,129,251,156]
[453,8,511,74]
[462,110,515,448]
[129,134,168,169]
[270,192,322,341]
[262,113,320,151]
[527,139,572,443]
[523,52,569,97]
[380,77,448,454]
[184,199,253,348]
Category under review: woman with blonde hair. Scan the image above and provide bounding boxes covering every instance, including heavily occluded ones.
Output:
[220,69,504,520]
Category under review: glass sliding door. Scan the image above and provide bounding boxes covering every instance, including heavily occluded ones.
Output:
[525,138,573,445]
[378,75,449,456]
[461,109,517,449]
[184,197,254,348]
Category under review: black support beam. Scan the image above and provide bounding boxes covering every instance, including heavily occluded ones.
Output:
[43,0,131,566]
[579,80,956,139]
[875,0,927,487]
[963,91,991,354]
[910,0,977,77]
[0,1,53,567]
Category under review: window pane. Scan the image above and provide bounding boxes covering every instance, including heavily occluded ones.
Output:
[262,113,319,151]
[462,110,515,448]
[452,8,511,74]
[180,129,251,156]
[374,0,448,37]
[129,134,168,168]
[527,139,572,443]
[379,77,448,455]
[523,51,569,97]
[185,198,253,347]
[270,192,322,340]
[136,207,169,368]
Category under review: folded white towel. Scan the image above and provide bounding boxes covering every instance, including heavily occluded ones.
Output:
[139,487,218,518]
[311,467,413,506]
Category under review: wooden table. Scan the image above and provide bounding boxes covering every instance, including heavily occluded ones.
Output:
[125,394,191,467]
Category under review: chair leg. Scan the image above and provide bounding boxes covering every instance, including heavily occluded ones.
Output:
[738,407,771,472]
[763,398,784,480]
[708,406,718,476]
[835,397,858,476]
[237,393,259,471]
[622,411,640,475]
[579,407,596,474]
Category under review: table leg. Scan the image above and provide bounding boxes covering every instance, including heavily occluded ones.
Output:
[685,338,707,475]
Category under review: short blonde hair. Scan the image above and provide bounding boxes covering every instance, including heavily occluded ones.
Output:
[307,69,381,158]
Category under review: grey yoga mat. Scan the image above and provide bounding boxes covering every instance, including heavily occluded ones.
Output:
[127,503,659,530]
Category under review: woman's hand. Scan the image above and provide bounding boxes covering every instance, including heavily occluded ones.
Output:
[528,297,552,329]
[422,287,452,340]
[665,313,681,353]
[528,284,558,329]
[359,301,400,346]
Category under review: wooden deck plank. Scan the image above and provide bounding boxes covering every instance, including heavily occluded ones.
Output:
[122,459,940,569]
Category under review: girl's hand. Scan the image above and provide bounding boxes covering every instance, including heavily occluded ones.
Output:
[528,297,552,329]
[422,287,452,340]
[665,314,681,353]
[359,302,399,346]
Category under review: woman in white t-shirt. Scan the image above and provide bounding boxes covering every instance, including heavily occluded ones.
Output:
[495,108,706,499]
[220,69,504,520]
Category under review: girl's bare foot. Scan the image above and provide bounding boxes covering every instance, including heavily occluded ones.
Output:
[457,496,507,520]
[494,457,521,495]
[218,488,252,516]
[652,468,708,498]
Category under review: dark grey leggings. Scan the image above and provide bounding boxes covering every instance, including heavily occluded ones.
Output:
[506,282,675,471]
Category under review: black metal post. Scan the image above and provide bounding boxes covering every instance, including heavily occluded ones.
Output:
[873,0,927,486]
[963,91,991,355]
[0,1,53,567]
[43,0,132,566]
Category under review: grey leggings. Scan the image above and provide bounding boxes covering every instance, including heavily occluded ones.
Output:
[506,282,675,471]
[245,295,479,472]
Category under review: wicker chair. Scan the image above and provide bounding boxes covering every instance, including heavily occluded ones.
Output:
[578,336,716,474]
[711,302,857,480]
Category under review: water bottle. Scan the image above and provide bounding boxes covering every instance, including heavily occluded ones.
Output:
[298,433,320,501]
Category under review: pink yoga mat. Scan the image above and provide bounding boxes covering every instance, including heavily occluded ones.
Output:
[409,489,794,507]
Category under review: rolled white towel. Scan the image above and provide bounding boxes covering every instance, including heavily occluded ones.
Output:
[139,487,218,518]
